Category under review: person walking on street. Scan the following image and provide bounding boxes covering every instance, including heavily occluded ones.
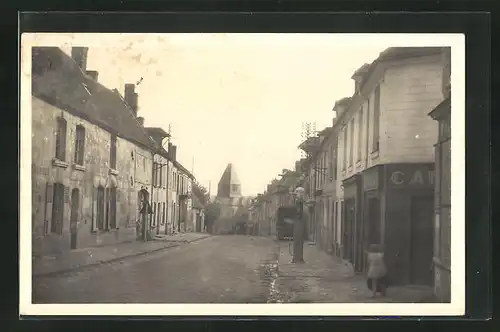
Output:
[366,244,389,298]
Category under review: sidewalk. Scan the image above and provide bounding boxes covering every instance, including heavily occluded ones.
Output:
[33,233,211,277]
[275,241,436,303]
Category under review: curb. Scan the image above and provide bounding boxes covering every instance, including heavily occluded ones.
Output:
[33,235,212,278]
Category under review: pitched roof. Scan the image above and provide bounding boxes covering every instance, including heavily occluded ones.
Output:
[31,47,157,151]
[217,163,242,198]
[174,161,195,180]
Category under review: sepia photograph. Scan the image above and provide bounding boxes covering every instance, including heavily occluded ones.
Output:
[20,32,465,316]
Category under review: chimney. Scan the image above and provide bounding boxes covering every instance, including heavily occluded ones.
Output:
[71,47,89,72]
[124,83,139,116]
[168,142,173,158]
[136,117,144,127]
[295,161,301,173]
[351,63,370,94]
[86,70,99,81]
[171,145,177,161]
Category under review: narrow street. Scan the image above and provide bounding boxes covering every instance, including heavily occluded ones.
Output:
[33,236,280,304]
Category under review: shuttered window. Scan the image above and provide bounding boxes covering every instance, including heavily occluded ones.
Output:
[110,134,117,169]
[357,108,363,162]
[372,85,381,152]
[74,125,86,165]
[55,118,67,161]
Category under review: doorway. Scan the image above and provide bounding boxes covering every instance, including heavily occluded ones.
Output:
[196,213,201,232]
[51,183,65,235]
[409,195,434,286]
[364,196,381,272]
[344,198,355,263]
[96,186,105,230]
[70,188,79,249]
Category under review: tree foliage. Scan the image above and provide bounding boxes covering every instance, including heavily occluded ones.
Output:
[204,201,221,225]
[192,181,210,206]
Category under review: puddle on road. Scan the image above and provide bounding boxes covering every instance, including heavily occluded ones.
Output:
[257,250,285,303]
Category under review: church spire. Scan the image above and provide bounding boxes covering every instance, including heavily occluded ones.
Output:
[216,163,242,198]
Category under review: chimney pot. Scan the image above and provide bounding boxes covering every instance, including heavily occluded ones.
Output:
[71,47,89,72]
[86,70,99,81]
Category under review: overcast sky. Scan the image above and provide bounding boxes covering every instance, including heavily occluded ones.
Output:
[63,34,404,195]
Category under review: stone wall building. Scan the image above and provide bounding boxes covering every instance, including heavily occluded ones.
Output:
[31,47,158,256]
[145,127,171,236]
[175,161,195,232]
[335,47,445,285]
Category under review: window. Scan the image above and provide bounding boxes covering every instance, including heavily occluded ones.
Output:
[349,119,355,166]
[162,203,166,224]
[153,162,158,186]
[159,164,163,187]
[332,148,337,180]
[74,125,85,165]
[55,118,67,161]
[343,129,347,170]
[110,134,117,169]
[51,183,65,235]
[109,187,117,229]
[157,203,161,225]
[357,108,363,162]
[372,85,381,151]
[153,203,157,226]
[232,184,240,193]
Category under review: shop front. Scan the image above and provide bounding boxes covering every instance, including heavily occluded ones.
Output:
[341,174,362,272]
[361,165,384,273]
[383,163,435,286]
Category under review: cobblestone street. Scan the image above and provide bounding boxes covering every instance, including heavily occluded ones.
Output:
[33,235,280,303]
[33,235,434,304]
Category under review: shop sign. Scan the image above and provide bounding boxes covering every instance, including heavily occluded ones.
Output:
[388,168,435,187]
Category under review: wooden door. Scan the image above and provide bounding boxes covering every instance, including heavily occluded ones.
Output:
[70,188,79,249]
[410,196,434,286]
[51,183,64,235]
[96,187,105,231]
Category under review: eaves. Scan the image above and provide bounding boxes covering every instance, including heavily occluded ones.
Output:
[34,93,158,154]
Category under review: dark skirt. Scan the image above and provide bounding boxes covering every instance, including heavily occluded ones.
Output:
[367,276,390,292]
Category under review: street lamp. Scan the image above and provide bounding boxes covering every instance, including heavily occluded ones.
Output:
[291,186,306,264]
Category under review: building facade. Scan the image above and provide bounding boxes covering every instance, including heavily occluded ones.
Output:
[428,47,451,302]
[31,47,158,256]
[335,47,445,285]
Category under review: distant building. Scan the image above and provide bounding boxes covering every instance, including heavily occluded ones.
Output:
[215,163,242,219]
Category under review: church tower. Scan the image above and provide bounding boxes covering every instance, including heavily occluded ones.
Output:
[215,163,242,221]
[217,163,242,198]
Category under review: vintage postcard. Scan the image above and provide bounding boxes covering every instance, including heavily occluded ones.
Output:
[20,32,465,316]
